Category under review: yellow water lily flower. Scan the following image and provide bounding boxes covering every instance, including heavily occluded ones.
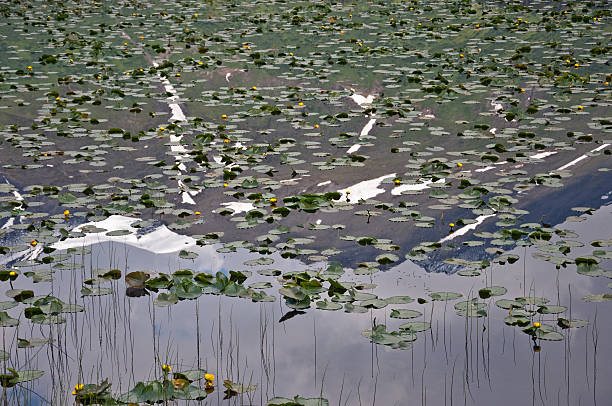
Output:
[64,210,70,216]
[533,322,541,328]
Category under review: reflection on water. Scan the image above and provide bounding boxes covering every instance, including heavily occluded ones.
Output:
[2,205,610,405]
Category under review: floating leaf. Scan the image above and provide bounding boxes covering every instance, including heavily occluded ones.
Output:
[429,292,462,301]
[398,321,431,332]
[0,312,19,327]
[125,271,150,288]
[155,292,179,307]
[223,380,257,395]
[316,300,342,311]
[18,338,53,348]
[390,309,422,319]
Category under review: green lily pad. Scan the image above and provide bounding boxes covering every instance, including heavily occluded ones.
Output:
[316,300,342,311]
[155,292,179,307]
[0,312,19,327]
[429,292,462,301]
[398,321,431,332]
[390,309,422,319]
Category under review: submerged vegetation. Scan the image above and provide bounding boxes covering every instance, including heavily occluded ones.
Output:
[0,0,610,404]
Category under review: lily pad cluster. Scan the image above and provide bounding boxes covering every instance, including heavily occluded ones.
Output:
[0,0,610,402]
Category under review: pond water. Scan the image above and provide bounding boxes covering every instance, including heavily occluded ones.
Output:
[0,0,611,404]
[2,204,611,405]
